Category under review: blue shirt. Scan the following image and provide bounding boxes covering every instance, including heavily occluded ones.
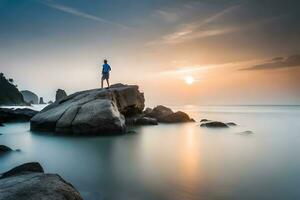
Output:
[102,63,111,74]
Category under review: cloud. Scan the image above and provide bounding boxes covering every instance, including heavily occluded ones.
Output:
[153,9,180,23]
[242,54,300,70]
[152,5,241,44]
[39,0,131,29]
[147,4,283,46]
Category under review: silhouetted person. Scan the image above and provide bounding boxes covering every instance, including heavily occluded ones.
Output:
[101,59,111,88]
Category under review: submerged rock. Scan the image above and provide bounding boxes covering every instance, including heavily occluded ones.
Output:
[31,84,144,135]
[0,145,12,154]
[126,116,158,125]
[200,119,209,122]
[238,130,254,135]
[21,90,39,104]
[200,121,229,128]
[0,162,83,200]
[55,89,67,102]
[145,105,194,123]
[226,122,237,126]
[0,108,38,122]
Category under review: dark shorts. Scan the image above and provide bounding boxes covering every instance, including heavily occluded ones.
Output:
[102,73,109,80]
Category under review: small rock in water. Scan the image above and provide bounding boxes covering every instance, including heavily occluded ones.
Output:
[226,122,237,126]
[200,119,209,122]
[239,130,254,135]
[0,122,3,126]
[200,121,229,128]
[0,145,13,154]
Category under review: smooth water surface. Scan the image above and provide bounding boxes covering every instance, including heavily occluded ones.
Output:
[1,106,300,200]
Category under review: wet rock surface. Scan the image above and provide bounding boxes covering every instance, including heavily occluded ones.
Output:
[31,84,144,135]
[0,108,38,122]
[145,105,194,123]
[0,162,83,200]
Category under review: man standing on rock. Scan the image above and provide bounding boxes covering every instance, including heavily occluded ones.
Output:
[101,59,111,89]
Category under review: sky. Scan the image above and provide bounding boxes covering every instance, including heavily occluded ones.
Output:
[0,0,300,105]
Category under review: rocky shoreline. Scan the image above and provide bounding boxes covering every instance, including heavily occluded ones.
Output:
[0,83,196,199]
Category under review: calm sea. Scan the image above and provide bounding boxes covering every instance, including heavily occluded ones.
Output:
[1,105,300,200]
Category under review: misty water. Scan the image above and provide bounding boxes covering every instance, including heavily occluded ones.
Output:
[1,105,300,200]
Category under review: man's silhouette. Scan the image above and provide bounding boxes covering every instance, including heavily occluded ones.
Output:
[101,59,111,89]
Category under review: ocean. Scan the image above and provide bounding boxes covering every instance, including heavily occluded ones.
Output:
[1,105,300,200]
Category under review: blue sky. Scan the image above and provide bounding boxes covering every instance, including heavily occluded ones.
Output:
[1,0,300,105]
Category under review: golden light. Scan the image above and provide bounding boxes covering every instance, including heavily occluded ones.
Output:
[184,76,194,85]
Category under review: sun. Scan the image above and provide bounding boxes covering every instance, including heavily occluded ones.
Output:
[184,76,194,85]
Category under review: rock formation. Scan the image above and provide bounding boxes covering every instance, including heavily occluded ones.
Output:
[39,97,45,104]
[126,116,158,125]
[200,121,229,128]
[200,119,237,128]
[0,108,38,122]
[21,90,39,104]
[55,89,67,102]
[31,84,145,135]
[145,105,195,123]
[0,73,26,105]
[30,84,195,135]
[0,162,83,200]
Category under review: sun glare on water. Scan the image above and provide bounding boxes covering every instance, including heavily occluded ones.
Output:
[184,76,194,85]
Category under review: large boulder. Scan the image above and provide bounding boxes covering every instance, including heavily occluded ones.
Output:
[30,84,145,135]
[0,108,38,122]
[0,162,83,200]
[55,89,67,102]
[21,90,39,104]
[145,105,194,123]
[0,73,26,106]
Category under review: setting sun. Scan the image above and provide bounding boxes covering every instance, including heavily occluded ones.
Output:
[184,76,194,85]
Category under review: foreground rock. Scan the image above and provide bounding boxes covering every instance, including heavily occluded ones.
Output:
[0,145,12,154]
[145,105,194,123]
[0,162,83,200]
[200,121,229,128]
[55,89,67,102]
[31,84,145,135]
[21,90,39,104]
[0,108,38,122]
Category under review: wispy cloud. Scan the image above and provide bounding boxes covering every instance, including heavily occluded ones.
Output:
[159,59,263,76]
[39,0,131,29]
[148,5,283,45]
[148,5,241,45]
[241,54,300,70]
